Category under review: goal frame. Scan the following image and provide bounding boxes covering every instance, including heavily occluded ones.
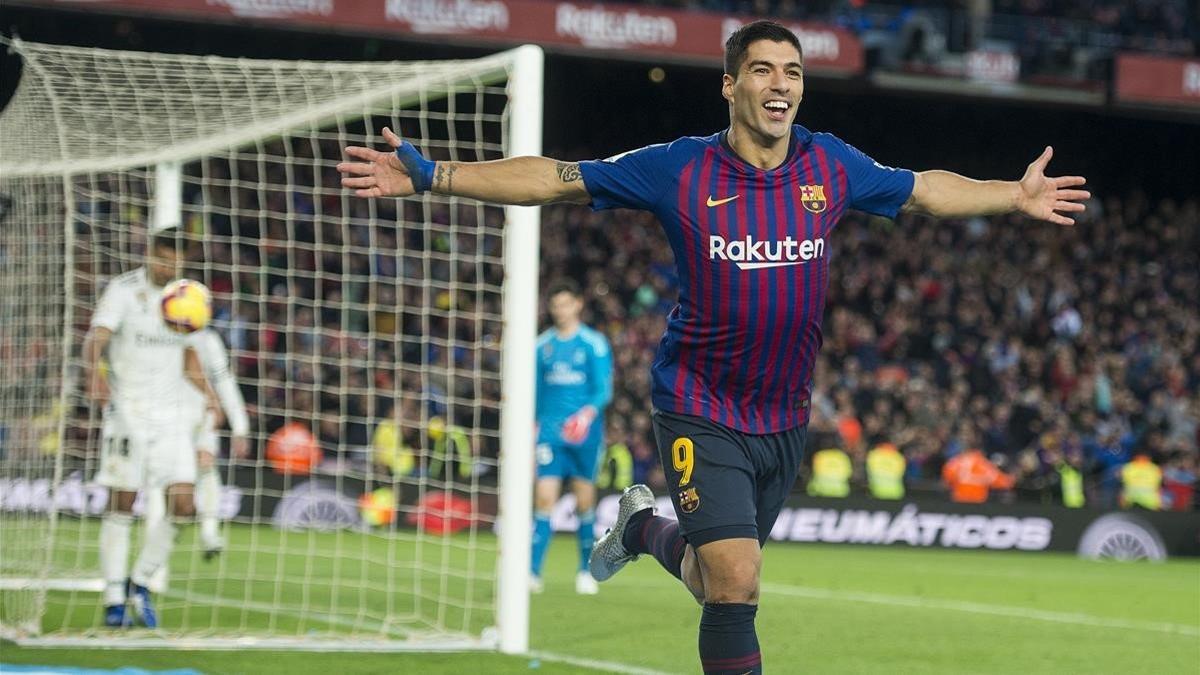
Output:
[0,40,543,656]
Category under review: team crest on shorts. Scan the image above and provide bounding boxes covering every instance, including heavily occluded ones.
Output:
[799,184,827,213]
[678,486,701,513]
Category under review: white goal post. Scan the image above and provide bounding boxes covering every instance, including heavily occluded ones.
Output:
[0,37,541,654]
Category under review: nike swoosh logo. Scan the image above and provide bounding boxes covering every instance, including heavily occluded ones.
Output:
[706,194,740,207]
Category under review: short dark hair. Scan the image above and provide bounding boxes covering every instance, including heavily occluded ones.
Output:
[546,278,581,299]
[149,228,179,255]
[724,20,803,78]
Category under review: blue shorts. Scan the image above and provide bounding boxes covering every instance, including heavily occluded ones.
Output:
[536,439,603,482]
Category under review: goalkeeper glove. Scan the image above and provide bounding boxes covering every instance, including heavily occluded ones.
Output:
[561,406,597,445]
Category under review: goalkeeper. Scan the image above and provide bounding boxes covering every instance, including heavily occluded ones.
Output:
[530,279,613,596]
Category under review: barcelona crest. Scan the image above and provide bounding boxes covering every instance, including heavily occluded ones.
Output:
[678,486,701,514]
[799,184,827,213]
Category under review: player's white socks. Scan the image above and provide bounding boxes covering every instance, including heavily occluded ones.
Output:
[130,517,179,589]
[142,488,170,593]
[100,512,133,606]
[195,466,222,550]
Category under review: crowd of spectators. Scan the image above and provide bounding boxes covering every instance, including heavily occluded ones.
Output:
[6,132,1194,513]
[633,0,1195,72]
[184,144,511,473]
[543,190,1200,510]
[991,0,1194,54]
[638,0,1190,52]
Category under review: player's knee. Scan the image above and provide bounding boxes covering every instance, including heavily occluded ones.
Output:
[682,550,706,605]
[171,494,196,518]
[111,491,136,513]
[574,494,595,513]
[705,582,759,604]
[571,480,597,512]
[703,560,760,604]
[534,492,557,512]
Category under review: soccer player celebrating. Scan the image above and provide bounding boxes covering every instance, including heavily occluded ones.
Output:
[83,230,221,628]
[339,20,1088,672]
[531,279,613,595]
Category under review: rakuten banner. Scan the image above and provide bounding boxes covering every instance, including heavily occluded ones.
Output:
[384,0,511,36]
[26,0,863,75]
[1115,53,1200,108]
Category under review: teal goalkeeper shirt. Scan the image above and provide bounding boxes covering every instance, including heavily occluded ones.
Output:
[535,325,613,447]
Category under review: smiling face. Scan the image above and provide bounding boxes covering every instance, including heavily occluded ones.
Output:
[723,39,804,145]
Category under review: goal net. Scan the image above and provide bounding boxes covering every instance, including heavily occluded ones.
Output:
[0,38,541,652]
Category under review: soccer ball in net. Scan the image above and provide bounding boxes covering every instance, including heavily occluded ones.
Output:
[160,278,213,334]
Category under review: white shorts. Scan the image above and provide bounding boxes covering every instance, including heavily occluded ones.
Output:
[95,410,198,491]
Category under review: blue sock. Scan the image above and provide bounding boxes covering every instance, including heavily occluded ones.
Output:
[531,512,552,576]
[577,510,595,572]
[699,602,761,674]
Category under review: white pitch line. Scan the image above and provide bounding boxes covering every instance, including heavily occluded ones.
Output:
[0,578,104,592]
[529,650,675,675]
[162,587,415,640]
[163,583,681,667]
[6,580,674,670]
[169,587,673,671]
[760,582,1200,637]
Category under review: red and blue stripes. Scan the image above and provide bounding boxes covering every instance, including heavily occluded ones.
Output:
[651,128,850,435]
[701,651,763,674]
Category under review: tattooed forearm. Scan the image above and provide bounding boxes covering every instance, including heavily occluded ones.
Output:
[433,163,446,192]
[426,158,585,204]
[431,162,459,193]
[556,161,582,183]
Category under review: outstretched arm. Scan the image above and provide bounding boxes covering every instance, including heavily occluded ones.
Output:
[338,127,591,206]
[903,146,1089,225]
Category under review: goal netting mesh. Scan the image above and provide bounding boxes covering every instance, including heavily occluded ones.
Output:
[0,37,540,650]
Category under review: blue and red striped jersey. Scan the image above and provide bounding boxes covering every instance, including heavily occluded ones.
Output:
[578,125,914,434]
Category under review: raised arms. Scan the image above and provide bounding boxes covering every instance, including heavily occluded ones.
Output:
[338,127,590,206]
[903,146,1089,225]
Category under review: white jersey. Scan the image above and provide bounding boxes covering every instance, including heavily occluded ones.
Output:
[188,328,250,437]
[91,268,200,426]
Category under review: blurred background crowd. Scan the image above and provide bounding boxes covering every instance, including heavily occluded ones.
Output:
[1,0,1196,515]
[624,0,1196,89]
[542,189,1200,510]
[6,138,1196,514]
[635,0,1195,56]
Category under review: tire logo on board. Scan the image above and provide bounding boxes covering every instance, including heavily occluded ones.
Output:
[1076,513,1168,561]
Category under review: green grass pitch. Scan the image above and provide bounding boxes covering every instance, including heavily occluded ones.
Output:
[2,518,1197,673]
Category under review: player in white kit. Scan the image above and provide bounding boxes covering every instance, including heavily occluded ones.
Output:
[83,232,221,628]
[146,328,250,572]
